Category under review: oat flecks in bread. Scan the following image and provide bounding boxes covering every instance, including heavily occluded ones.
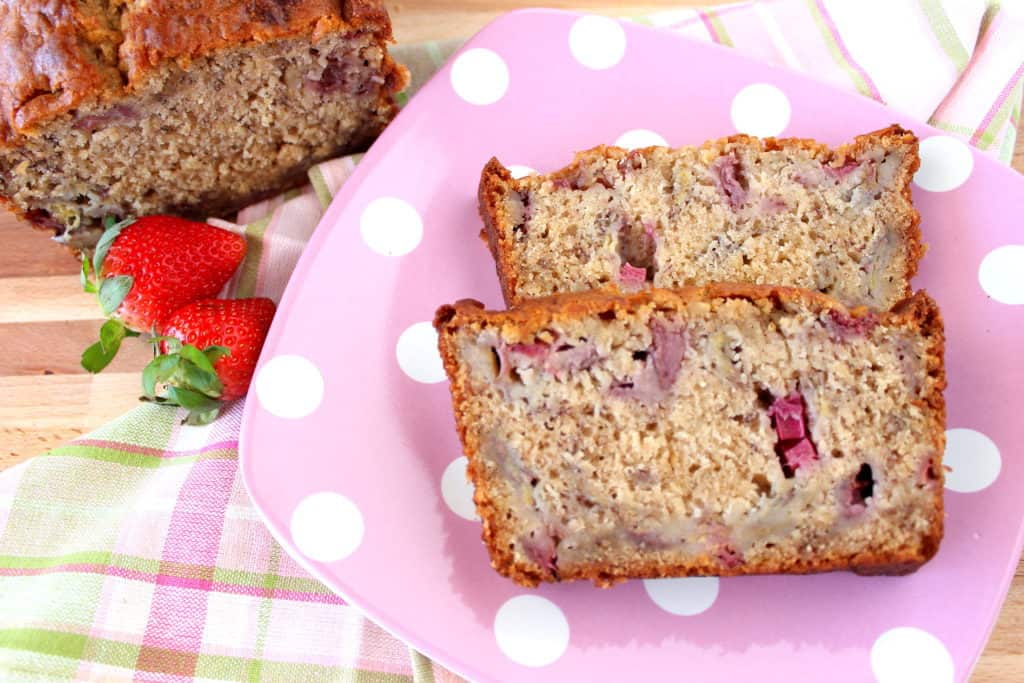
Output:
[435,285,946,587]
[0,0,409,247]
[480,126,923,310]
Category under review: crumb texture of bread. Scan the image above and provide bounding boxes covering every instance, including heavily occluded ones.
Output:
[435,285,945,587]
[480,127,922,311]
[0,0,408,246]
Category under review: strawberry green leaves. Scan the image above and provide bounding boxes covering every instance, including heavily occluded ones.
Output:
[93,216,133,277]
[80,258,97,294]
[80,216,137,372]
[86,217,136,315]
[142,339,231,425]
[80,319,140,373]
[80,274,135,372]
[81,216,134,296]
[98,275,134,315]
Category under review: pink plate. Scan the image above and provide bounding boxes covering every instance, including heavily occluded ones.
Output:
[240,10,1024,682]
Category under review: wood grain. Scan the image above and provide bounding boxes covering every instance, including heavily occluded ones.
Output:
[0,3,1020,679]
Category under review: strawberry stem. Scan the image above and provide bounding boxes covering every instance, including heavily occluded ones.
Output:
[80,258,97,294]
[141,343,231,425]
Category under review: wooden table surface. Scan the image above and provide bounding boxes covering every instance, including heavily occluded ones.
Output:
[0,1,1020,678]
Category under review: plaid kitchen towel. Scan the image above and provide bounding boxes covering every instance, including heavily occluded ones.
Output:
[1,1,1022,681]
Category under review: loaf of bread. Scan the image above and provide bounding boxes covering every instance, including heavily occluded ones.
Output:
[435,284,945,587]
[0,0,408,247]
[480,126,921,310]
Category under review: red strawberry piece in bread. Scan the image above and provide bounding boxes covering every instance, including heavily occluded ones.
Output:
[144,298,276,425]
[80,216,247,373]
[618,262,647,290]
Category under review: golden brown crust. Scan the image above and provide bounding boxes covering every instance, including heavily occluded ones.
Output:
[477,158,521,306]
[436,284,946,587]
[118,0,390,78]
[0,0,408,142]
[478,125,923,309]
[1,0,120,143]
[870,125,924,292]
[439,282,857,330]
[888,287,947,569]
[341,0,391,30]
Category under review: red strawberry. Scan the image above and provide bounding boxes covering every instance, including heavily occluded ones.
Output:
[143,298,276,424]
[81,216,247,373]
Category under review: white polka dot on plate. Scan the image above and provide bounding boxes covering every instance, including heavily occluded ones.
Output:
[254,355,324,419]
[290,492,364,562]
[643,577,719,616]
[450,48,509,105]
[569,15,627,70]
[944,428,1001,493]
[915,136,973,192]
[730,83,790,137]
[507,165,537,179]
[396,322,446,384]
[978,245,1024,305]
[494,595,569,667]
[615,129,668,150]
[360,197,423,256]
[871,627,953,683]
[441,456,478,520]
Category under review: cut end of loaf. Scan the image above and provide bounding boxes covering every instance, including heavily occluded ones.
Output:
[0,31,407,247]
[436,285,945,587]
[479,125,922,311]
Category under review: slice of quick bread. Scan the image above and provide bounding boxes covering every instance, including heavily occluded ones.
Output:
[479,126,921,310]
[435,285,945,587]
